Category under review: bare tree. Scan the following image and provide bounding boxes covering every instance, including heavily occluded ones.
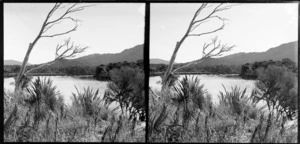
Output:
[173,37,235,73]
[24,38,88,75]
[161,3,236,89]
[14,3,92,92]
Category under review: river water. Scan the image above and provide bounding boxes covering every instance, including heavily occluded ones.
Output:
[150,74,257,104]
[4,76,108,106]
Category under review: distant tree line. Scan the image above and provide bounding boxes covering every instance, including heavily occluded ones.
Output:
[176,64,241,74]
[149,64,168,75]
[240,58,297,79]
[94,60,144,80]
[4,65,21,74]
[150,63,241,76]
[4,65,95,77]
[4,60,144,80]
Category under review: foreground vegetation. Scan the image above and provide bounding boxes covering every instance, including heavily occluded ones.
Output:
[149,64,297,143]
[4,65,145,142]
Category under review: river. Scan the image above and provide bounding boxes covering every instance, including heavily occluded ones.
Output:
[150,74,297,127]
[149,74,257,104]
[4,76,109,106]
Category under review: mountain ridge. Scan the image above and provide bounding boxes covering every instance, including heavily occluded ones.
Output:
[182,41,298,66]
[4,60,31,66]
[150,58,174,64]
[4,44,143,68]
[48,44,144,68]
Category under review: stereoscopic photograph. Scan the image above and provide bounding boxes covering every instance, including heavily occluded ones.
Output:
[4,3,145,142]
[3,1,299,143]
[149,3,298,143]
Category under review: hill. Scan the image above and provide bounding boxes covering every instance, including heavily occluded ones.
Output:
[47,44,143,68]
[4,60,31,66]
[150,58,171,64]
[196,41,298,66]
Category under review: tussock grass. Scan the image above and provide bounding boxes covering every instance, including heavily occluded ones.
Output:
[4,76,145,142]
[148,76,298,143]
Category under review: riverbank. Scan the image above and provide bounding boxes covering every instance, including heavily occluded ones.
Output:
[150,72,240,77]
[4,73,68,78]
[150,72,241,78]
[4,73,96,79]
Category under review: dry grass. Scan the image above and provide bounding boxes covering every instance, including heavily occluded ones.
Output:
[4,77,145,142]
[148,77,298,143]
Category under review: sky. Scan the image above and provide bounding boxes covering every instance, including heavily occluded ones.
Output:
[150,3,298,63]
[4,3,145,64]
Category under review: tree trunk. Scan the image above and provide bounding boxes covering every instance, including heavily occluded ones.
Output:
[14,7,49,92]
[14,43,33,92]
[15,30,42,93]
[161,6,199,89]
[160,4,232,90]
[161,38,186,89]
[13,4,90,94]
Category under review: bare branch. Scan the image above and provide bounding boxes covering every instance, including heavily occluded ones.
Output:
[202,37,235,57]
[42,3,93,37]
[190,19,209,32]
[173,37,235,73]
[161,3,235,89]
[216,4,234,12]
[189,4,231,34]
[46,4,93,26]
[46,4,77,25]
[43,21,63,33]
[189,19,225,37]
[15,3,92,92]
[25,38,88,75]
[47,3,61,18]
[195,3,208,16]
[190,3,224,28]
[41,23,78,38]
[55,38,88,60]
[56,3,68,10]
[25,61,57,75]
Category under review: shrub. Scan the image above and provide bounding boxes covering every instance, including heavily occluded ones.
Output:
[254,65,298,120]
[148,76,214,142]
[25,77,63,129]
[218,85,248,116]
[172,76,207,128]
[71,86,101,119]
[103,66,145,121]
